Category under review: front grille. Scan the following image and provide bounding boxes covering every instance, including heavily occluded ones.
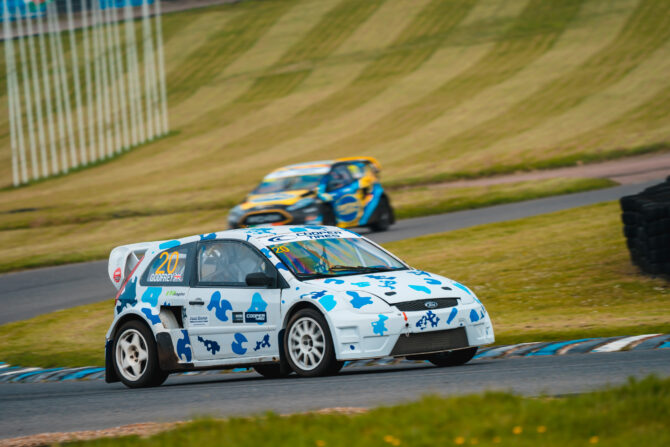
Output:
[393,297,458,312]
[390,327,468,356]
[243,212,286,225]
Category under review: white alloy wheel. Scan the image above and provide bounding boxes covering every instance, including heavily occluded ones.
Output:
[115,328,149,381]
[288,316,326,371]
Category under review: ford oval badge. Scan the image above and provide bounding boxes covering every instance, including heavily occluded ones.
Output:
[424,301,438,309]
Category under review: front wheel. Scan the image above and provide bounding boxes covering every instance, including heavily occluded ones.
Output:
[321,205,337,226]
[253,364,291,379]
[427,347,478,367]
[284,308,338,377]
[113,320,168,388]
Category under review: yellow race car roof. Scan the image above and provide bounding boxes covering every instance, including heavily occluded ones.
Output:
[264,157,381,179]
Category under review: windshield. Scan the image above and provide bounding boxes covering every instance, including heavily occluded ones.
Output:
[268,238,406,279]
[253,174,324,194]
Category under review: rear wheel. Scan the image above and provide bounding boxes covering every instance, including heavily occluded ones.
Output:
[370,196,393,232]
[113,320,168,388]
[253,364,291,379]
[284,308,338,377]
[427,347,478,367]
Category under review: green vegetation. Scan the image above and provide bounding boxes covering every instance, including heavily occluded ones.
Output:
[0,300,110,367]
[386,201,670,344]
[393,177,615,220]
[0,176,614,273]
[1,0,669,272]
[66,376,670,447]
[2,201,668,368]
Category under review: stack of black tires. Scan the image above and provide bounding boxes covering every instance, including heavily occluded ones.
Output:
[620,176,670,276]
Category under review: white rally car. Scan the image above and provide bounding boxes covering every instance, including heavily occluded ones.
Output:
[106,226,494,388]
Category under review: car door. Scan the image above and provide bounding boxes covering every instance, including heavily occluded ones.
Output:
[186,240,282,361]
[326,163,363,226]
[139,242,194,327]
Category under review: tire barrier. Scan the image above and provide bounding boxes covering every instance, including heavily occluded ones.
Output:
[620,176,670,277]
[2,333,669,383]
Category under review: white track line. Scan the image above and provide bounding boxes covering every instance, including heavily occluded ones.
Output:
[0,367,39,377]
[592,334,661,353]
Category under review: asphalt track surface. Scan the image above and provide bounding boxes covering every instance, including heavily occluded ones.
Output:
[1,349,669,439]
[0,179,663,325]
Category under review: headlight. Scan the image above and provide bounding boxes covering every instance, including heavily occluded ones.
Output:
[228,205,244,221]
[287,198,317,212]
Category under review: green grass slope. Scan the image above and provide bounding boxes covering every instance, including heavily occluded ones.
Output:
[65,377,670,447]
[0,0,669,269]
[2,201,667,368]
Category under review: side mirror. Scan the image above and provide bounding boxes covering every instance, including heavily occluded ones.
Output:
[245,272,274,288]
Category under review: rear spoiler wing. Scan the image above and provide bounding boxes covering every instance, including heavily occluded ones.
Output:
[336,156,381,174]
[108,242,153,290]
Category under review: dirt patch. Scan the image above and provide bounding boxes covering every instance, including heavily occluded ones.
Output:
[0,422,181,447]
[0,408,369,447]
[428,152,670,190]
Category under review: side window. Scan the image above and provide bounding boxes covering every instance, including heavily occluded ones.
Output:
[197,241,273,287]
[327,165,354,191]
[347,162,365,180]
[144,245,191,286]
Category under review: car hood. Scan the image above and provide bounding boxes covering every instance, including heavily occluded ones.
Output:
[241,190,310,209]
[303,270,476,304]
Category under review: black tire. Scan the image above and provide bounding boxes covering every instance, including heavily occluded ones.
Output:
[328,360,345,375]
[253,364,291,379]
[322,205,337,226]
[370,196,393,232]
[283,308,338,377]
[113,320,168,388]
[427,347,478,367]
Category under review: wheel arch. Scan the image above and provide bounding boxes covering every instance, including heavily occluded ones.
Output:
[282,300,326,330]
[281,300,344,360]
[107,310,156,341]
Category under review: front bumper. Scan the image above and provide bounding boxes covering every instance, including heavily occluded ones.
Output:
[229,204,325,228]
[331,301,494,361]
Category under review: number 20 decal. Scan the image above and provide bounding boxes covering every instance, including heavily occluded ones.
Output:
[155,251,179,274]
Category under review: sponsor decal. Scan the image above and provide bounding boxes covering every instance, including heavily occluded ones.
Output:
[266,229,346,243]
[113,267,122,283]
[207,291,233,322]
[245,312,267,323]
[141,287,162,307]
[416,311,440,330]
[233,312,244,323]
[148,273,183,283]
[177,330,192,362]
[189,315,209,327]
[267,234,298,243]
[254,334,271,351]
[197,336,221,355]
[165,290,185,297]
[335,195,359,222]
[231,333,248,355]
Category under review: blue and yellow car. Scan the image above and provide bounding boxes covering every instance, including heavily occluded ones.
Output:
[228,157,395,231]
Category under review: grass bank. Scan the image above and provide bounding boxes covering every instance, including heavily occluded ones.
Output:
[64,376,670,447]
[0,176,614,273]
[1,0,669,271]
[1,201,668,368]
